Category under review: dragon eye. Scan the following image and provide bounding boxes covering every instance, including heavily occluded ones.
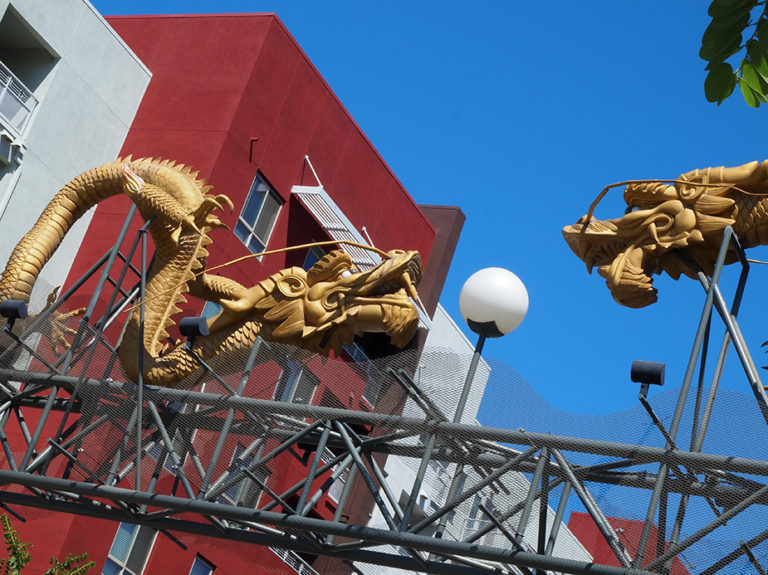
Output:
[624,205,642,215]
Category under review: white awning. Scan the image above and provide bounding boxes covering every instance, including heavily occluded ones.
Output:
[292,176,432,330]
[291,185,380,271]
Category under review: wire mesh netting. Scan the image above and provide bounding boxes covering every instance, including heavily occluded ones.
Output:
[0,276,767,575]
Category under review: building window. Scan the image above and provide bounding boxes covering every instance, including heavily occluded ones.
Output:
[234,174,282,254]
[274,359,319,405]
[102,523,156,575]
[302,245,325,270]
[189,556,214,575]
[343,342,386,408]
[220,443,269,508]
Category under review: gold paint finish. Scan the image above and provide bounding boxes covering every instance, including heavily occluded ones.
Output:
[0,159,422,387]
[563,160,768,308]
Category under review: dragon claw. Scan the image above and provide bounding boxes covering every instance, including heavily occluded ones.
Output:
[188,194,234,232]
[45,294,86,354]
[214,194,234,213]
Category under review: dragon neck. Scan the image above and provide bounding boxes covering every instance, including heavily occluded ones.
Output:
[0,158,206,304]
[731,193,768,249]
[118,227,214,383]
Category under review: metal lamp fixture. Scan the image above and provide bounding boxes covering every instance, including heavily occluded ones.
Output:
[631,360,665,399]
[0,300,28,332]
[179,316,210,349]
[459,267,529,338]
[454,267,529,424]
[432,267,529,543]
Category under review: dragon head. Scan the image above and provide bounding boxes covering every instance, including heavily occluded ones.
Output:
[302,249,422,352]
[561,161,768,308]
[216,249,423,355]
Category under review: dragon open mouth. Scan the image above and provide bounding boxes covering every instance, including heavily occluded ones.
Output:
[563,173,740,309]
[297,249,424,353]
[596,246,657,308]
[350,251,421,303]
[563,216,660,308]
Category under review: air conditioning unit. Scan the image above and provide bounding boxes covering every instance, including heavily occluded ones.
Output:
[0,131,12,166]
[0,130,23,166]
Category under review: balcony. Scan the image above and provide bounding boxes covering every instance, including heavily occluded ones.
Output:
[269,547,319,575]
[0,59,37,135]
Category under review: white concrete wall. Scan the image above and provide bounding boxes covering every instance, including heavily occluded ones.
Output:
[410,305,491,425]
[362,305,591,573]
[0,0,149,308]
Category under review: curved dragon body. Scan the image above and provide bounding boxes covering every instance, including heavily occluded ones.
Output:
[562,160,768,308]
[0,158,422,388]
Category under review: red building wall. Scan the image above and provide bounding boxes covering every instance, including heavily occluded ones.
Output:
[568,511,691,574]
[25,13,450,575]
[64,14,436,318]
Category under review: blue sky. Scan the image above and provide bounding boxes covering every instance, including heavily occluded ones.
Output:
[90,1,768,419]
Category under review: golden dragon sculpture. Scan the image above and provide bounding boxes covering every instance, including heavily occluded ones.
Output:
[0,158,422,387]
[563,160,768,308]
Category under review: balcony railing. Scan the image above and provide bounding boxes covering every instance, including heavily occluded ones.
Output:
[0,59,37,134]
[269,546,319,575]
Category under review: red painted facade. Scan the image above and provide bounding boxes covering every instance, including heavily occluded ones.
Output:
[568,511,691,574]
[64,14,436,320]
[0,13,457,575]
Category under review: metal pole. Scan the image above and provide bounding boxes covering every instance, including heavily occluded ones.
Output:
[0,471,657,575]
[145,400,195,498]
[536,452,549,572]
[700,527,768,575]
[295,422,331,515]
[544,482,570,556]
[136,226,147,490]
[516,448,548,542]
[410,446,538,535]
[434,332,486,541]
[551,449,632,567]
[6,370,768,477]
[453,333,485,425]
[645,483,768,571]
[197,341,259,498]
[334,420,397,531]
[400,431,436,530]
[327,462,358,545]
[634,228,734,568]
[301,453,354,517]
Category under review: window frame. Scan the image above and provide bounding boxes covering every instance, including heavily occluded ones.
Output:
[102,522,157,575]
[302,244,325,270]
[189,555,215,575]
[234,173,283,255]
[220,443,269,508]
[273,359,319,405]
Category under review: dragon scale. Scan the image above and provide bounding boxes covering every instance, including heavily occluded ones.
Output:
[0,158,423,388]
[563,160,768,308]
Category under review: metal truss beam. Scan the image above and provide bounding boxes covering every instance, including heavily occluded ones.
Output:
[0,221,765,575]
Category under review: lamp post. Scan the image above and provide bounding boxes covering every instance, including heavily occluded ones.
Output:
[454,267,528,424]
[433,267,528,544]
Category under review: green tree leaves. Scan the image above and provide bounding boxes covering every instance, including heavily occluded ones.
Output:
[0,515,30,575]
[43,553,96,575]
[702,0,768,107]
[705,62,736,103]
[0,515,94,575]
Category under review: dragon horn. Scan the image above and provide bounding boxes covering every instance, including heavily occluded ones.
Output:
[122,163,145,196]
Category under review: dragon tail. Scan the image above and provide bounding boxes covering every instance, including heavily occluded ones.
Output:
[0,161,130,303]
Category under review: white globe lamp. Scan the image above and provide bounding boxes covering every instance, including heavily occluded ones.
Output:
[459,267,528,338]
[433,267,530,543]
